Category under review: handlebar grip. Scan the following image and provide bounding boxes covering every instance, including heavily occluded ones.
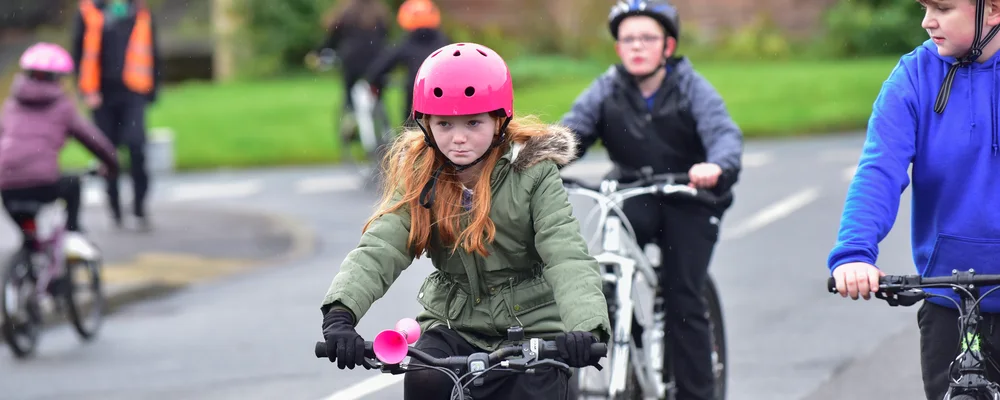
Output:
[591,343,608,357]
[827,277,837,293]
[315,341,327,358]
[315,341,377,359]
[540,341,608,365]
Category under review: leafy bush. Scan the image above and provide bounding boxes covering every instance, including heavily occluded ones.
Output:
[821,0,927,57]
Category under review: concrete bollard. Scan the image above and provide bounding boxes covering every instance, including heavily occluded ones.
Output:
[146,127,175,175]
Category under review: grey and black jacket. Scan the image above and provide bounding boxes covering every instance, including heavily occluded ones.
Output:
[559,56,744,213]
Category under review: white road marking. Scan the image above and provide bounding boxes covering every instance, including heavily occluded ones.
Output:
[742,151,772,168]
[83,186,105,207]
[819,148,861,163]
[295,176,363,194]
[318,374,405,400]
[722,187,822,240]
[167,180,262,201]
[842,165,858,182]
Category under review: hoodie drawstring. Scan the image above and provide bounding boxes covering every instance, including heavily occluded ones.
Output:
[992,61,998,156]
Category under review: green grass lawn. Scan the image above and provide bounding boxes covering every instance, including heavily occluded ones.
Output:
[58,56,900,171]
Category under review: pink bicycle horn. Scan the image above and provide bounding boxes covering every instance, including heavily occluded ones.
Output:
[372,318,422,364]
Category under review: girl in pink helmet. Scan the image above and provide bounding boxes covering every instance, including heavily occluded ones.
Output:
[0,42,119,233]
[319,42,610,399]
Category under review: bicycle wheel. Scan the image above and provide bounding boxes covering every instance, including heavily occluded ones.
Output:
[0,249,42,358]
[362,100,393,189]
[704,277,728,400]
[63,258,104,340]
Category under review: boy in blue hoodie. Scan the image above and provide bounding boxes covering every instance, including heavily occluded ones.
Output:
[828,0,1000,398]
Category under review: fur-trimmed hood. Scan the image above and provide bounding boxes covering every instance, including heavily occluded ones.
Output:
[507,124,579,173]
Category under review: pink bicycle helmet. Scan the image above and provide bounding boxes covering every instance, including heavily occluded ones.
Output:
[19,42,74,75]
[412,42,514,119]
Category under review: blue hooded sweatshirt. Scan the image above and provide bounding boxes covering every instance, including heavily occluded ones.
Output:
[828,39,1000,312]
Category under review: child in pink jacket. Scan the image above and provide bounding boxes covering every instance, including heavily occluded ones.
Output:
[0,42,119,233]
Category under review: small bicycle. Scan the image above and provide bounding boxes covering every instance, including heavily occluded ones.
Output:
[561,169,728,400]
[1,169,105,358]
[828,269,1000,400]
[315,325,608,400]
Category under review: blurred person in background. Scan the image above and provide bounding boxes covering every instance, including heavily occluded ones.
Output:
[310,0,391,141]
[365,0,451,126]
[71,0,161,231]
[0,42,120,235]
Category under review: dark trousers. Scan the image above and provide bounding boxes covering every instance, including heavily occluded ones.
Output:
[919,301,1000,400]
[92,93,149,219]
[403,327,570,400]
[1,176,83,233]
[622,195,720,400]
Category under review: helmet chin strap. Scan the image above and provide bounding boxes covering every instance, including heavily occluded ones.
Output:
[631,58,666,83]
[934,0,1000,113]
[415,115,513,209]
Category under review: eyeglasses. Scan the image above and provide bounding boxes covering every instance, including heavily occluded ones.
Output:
[618,34,664,46]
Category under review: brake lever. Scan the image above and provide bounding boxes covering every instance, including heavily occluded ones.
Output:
[876,288,925,307]
[523,359,571,374]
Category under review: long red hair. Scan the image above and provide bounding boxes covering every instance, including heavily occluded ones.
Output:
[363,114,552,257]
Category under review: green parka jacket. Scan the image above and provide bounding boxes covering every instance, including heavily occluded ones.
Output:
[321,125,611,350]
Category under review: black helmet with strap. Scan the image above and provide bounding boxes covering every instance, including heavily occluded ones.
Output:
[608,0,680,41]
[607,0,680,83]
[934,0,1000,113]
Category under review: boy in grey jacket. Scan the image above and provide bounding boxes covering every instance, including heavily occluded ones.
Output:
[559,1,743,399]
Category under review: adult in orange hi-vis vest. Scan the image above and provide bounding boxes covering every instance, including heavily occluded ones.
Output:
[71,0,161,231]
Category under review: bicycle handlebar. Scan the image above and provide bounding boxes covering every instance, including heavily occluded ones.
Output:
[827,273,1000,294]
[314,339,607,371]
[827,272,1000,307]
[561,171,718,204]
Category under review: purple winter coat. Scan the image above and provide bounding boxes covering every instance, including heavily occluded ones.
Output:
[0,74,119,190]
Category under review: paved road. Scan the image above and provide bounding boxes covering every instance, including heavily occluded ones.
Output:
[0,132,928,400]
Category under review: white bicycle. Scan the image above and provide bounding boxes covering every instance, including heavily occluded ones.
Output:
[562,170,727,400]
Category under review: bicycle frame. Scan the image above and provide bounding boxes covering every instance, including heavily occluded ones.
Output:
[10,199,100,297]
[942,278,1000,399]
[566,178,699,398]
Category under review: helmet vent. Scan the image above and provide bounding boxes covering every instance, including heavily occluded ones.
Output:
[464,86,475,97]
[477,49,487,57]
[453,50,461,56]
[434,87,443,97]
[431,49,442,57]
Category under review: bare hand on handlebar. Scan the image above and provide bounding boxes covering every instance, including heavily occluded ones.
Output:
[688,162,723,189]
[831,262,885,300]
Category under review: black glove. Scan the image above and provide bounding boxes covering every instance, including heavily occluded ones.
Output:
[556,331,597,368]
[322,309,369,369]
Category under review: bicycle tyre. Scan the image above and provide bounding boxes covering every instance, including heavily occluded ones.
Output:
[704,277,728,400]
[64,259,104,340]
[0,249,41,358]
[363,100,393,190]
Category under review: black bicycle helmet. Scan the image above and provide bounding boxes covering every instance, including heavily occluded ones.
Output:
[608,0,680,41]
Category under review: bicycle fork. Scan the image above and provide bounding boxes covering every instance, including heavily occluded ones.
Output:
[598,253,667,399]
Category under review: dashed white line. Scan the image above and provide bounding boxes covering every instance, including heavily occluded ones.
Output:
[842,165,858,182]
[722,187,822,240]
[743,151,772,168]
[167,180,263,201]
[295,176,362,194]
[318,374,404,400]
[83,186,105,207]
[819,148,861,163]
